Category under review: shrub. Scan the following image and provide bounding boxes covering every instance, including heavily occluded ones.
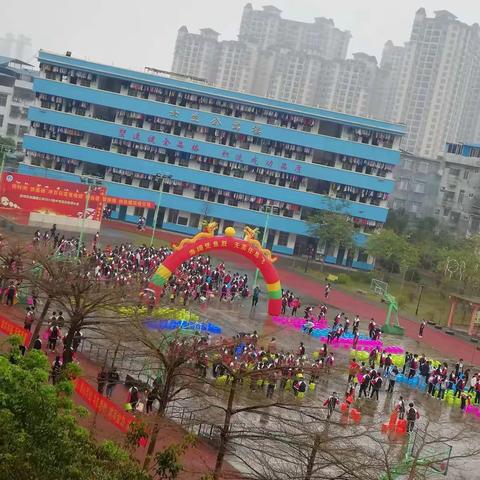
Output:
[336,273,351,285]
[350,271,375,285]
[397,295,409,308]
[408,269,421,283]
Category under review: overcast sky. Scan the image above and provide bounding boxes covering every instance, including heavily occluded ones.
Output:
[2,0,479,70]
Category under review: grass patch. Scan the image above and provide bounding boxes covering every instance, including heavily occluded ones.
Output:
[294,265,455,325]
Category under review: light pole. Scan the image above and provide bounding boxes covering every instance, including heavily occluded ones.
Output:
[77,177,103,258]
[415,284,424,316]
[150,174,172,247]
[253,203,273,287]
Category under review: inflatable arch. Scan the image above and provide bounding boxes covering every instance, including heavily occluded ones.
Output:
[149,225,282,315]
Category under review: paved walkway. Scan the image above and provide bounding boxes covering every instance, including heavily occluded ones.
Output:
[103,220,480,366]
[0,304,239,480]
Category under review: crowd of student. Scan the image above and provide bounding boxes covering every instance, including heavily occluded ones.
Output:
[10,228,478,427]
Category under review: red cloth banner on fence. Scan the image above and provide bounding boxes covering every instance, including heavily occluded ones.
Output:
[74,377,134,431]
[73,378,147,446]
[0,315,31,344]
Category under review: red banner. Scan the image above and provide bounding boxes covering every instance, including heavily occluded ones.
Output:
[92,194,155,209]
[74,377,146,446]
[0,173,105,221]
[0,315,32,345]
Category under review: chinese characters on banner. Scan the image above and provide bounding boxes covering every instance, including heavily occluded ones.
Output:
[117,124,303,175]
[74,378,147,446]
[91,195,155,209]
[187,237,268,265]
[0,173,105,221]
[0,173,156,219]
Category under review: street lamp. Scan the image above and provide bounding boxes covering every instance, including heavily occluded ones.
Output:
[150,174,172,247]
[415,284,424,316]
[77,176,103,258]
[253,202,273,287]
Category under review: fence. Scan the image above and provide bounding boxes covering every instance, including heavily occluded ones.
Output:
[77,335,223,441]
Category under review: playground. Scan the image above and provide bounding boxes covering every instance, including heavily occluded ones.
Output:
[1,220,480,479]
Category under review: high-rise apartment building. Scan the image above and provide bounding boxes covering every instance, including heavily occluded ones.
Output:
[171,3,357,108]
[0,34,32,61]
[318,53,379,118]
[171,27,220,83]
[238,4,350,58]
[173,5,480,165]
[22,50,404,270]
[380,9,480,158]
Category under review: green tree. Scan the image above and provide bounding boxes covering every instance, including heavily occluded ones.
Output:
[307,211,355,251]
[367,229,419,278]
[155,433,197,480]
[385,208,411,235]
[0,346,149,480]
[436,235,480,294]
[0,136,15,148]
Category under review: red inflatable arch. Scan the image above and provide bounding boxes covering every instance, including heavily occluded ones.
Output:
[149,230,282,315]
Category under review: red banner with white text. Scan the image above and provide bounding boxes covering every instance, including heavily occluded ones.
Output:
[0,172,105,221]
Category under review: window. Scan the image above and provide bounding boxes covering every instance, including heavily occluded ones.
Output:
[417,162,429,173]
[18,125,28,137]
[410,202,421,213]
[173,185,183,195]
[7,124,16,136]
[0,94,7,107]
[414,182,426,194]
[277,232,289,246]
[167,209,179,223]
[177,216,188,226]
[464,170,470,180]
[0,115,3,127]
[398,178,410,191]
[357,249,368,263]
[112,173,122,183]
[189,213,200,228]
[139,178,150,188]
[134,207,144,217]
[449,168,460,177]
[458,190,465,205]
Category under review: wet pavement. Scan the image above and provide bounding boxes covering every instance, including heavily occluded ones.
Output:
[181,268,480,479]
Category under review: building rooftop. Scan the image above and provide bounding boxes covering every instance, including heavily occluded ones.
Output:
[38,50,406,136]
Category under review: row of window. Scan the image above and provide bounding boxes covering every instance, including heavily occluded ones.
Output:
[40,62,398,148]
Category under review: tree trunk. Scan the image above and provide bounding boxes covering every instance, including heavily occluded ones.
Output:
[28,296,51,349]
[304,434,321,480]
[143,369,172,470]
[63,315,81,364]
[214,376,237,479]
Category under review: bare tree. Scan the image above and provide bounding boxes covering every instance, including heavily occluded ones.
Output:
[119,317,226,471]
[0,242,27,302]
[24,248,141,363]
